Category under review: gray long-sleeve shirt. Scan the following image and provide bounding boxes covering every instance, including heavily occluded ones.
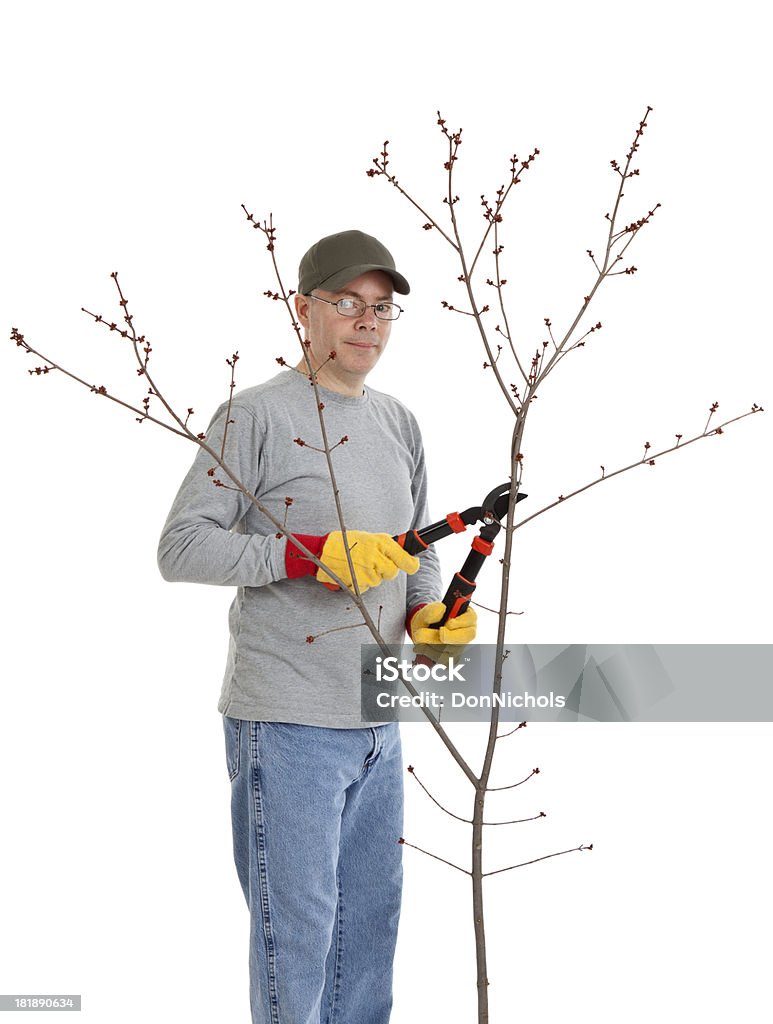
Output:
[158,368,442,727]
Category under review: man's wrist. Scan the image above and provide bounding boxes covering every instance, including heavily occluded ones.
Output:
[405,603,428,640]
[285,533,328,579]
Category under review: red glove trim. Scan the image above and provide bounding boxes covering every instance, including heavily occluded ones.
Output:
[405,603,428,640]
[285,533,328,579]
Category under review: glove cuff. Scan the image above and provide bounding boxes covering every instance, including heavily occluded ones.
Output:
[285,533,328,579]
[405,603,428,640]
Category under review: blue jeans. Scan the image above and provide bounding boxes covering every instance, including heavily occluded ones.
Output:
[223,718,404,1024]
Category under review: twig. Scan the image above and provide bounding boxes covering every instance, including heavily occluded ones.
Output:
[483,844,593,879]
[513,405,764,534]
[398,837,470,876]
[495,721,528,740]
[486,767,539,792]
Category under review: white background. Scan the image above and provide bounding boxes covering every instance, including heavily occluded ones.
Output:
[1,1,771,1021]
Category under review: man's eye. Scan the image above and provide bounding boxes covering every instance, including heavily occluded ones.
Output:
[374,304,389,314]
[338,299,357,311]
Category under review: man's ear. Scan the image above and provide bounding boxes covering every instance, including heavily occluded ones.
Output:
[294,292,311,330]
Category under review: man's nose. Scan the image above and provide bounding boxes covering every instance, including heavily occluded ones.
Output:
[355,306,379,329]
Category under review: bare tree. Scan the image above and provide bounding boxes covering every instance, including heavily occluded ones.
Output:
[364,104,762,1022]
[10,107,762,1023]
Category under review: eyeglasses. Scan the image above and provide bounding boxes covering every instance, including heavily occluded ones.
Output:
[309,294,403,321]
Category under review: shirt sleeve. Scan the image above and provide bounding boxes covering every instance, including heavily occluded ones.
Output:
[157,401,289,587]
[403,412,444,613]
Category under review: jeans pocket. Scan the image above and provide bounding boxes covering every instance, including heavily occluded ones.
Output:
[223,715,242,781]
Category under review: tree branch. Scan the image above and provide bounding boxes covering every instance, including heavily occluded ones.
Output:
[483,843,593,878]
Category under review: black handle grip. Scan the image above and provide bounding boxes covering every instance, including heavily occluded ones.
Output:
[393,530,431,556]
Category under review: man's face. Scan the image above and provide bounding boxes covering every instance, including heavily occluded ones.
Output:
[294,269,395,394]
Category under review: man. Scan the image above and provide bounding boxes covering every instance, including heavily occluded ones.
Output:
[157,229,476,1023]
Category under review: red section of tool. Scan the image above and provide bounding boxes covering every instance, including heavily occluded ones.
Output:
[446,511,466,533]
[471,536,494,556]
[448,594,471,619]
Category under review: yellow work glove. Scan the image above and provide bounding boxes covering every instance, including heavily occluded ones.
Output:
[317,530,420,594]
[410,601,477,667]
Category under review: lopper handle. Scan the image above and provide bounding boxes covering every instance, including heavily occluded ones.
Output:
[393,530,432,556]
[432,573,477,627]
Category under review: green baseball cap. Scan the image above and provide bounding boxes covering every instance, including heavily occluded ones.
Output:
[298,229,410,296]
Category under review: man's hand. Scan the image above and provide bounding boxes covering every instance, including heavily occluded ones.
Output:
[409,600,477,667]
[316,530,420,593]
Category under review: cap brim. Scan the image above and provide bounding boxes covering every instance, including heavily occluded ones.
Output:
[316,264,411,296]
